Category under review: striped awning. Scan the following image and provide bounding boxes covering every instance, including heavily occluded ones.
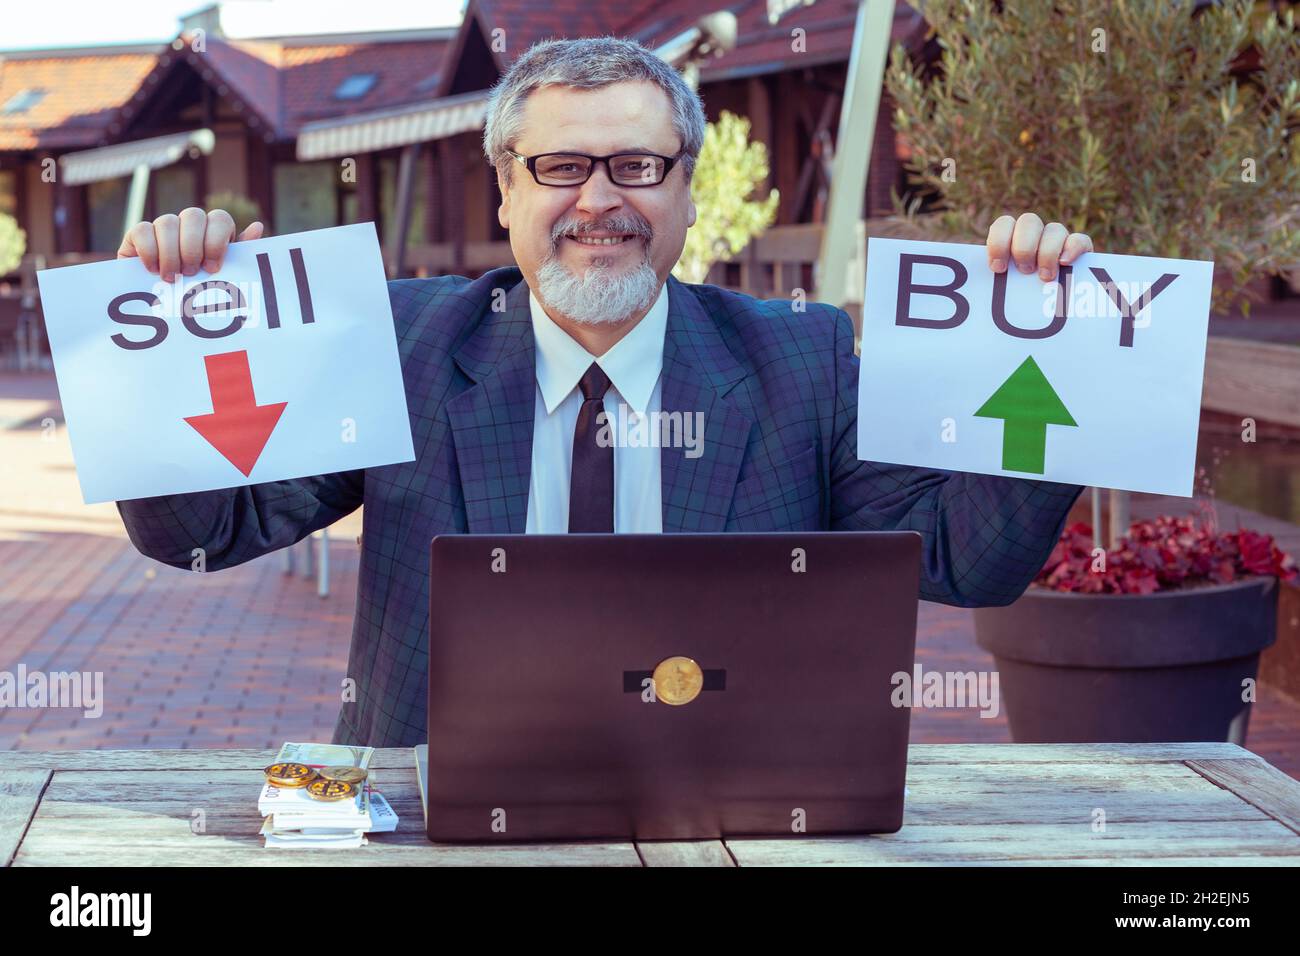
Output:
[296,91,489,161]
[58,129,215,186]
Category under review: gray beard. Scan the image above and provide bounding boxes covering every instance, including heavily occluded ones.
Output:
[534,253,661,327]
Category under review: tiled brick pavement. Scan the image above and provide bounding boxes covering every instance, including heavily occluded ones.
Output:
[1,372,1297,779]
[0,530,358,749]
[0,371,361,750]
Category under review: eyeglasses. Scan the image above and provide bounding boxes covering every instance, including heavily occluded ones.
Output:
[506,149,681,187]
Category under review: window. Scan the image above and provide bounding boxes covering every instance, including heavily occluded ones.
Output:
[377,152,428,248]
[0,169,17,217]
[2,88,46,115]
[87,176,130,253]
[334,73,377,100]
[150,163,197,219]
[274,161,339,234]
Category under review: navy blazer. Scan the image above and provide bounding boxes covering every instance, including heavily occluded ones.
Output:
[117,267,1082,746]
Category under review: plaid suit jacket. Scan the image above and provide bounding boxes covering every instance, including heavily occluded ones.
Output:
[117,266,1083,747]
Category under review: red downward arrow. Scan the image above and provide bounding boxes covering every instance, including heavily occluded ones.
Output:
[184,351,287,476]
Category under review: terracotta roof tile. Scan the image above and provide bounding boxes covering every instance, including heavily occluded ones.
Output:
[473,0,628,65]
[130,35,451,138]
[0,33,450,150]
[0,52,156,150]
[0,2,920,152]
[463,0,925,79]
[276,40,448,130]
[195,38,284,133]
[624,0,927,81]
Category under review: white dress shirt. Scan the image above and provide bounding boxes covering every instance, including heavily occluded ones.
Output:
[525,283,668,533]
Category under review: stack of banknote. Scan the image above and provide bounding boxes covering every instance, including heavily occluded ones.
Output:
[258,741,399,848]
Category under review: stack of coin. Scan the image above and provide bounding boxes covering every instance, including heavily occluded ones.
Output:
[265,762,370,802]
[263,762,316,788]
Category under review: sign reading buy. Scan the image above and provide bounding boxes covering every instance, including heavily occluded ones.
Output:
[37,222,415,504]
[857,238,1213,496]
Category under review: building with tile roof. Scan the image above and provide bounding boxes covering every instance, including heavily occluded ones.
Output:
[0,0,935,348]
[3,1,928,245]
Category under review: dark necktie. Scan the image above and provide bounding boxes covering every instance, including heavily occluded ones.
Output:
[568,362,614,532]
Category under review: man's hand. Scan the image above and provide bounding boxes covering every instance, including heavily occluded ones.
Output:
[986,213,1093,283]
[117,207,264,283]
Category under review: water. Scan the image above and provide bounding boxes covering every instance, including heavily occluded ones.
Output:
[1196,411,1300,526]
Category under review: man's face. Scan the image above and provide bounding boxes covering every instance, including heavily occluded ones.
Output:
[496,80,697,325]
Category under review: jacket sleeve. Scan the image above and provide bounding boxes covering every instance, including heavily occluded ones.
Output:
[827,308,1082,607]
[116,469,364,572]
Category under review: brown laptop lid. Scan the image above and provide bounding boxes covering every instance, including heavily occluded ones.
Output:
[426,532,921,842]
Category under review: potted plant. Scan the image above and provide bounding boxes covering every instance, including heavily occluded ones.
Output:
[974,516,1297,743]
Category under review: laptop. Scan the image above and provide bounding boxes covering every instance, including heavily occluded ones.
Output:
[424,531,921,842]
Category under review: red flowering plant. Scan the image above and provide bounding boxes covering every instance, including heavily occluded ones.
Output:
[1036,516,1299,595]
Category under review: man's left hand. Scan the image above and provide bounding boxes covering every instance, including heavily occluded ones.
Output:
[986,213,1094,283]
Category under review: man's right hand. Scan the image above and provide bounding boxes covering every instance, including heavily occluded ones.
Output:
[117,207,264,283]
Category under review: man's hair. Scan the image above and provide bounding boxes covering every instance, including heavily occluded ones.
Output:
[482,36,706,188]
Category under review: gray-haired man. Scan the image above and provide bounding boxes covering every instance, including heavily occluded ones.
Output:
[116,37,1090,746]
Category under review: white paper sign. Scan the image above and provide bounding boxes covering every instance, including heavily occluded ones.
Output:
[857,238,1213,496]
[37,222,415,504]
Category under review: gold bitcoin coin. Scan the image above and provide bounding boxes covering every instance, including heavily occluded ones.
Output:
[652,656,704,706]
[305,778,357,802]
[319,766,368,785]
[264,762,316,788]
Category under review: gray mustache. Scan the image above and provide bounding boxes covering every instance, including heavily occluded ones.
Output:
[551,216,653,243]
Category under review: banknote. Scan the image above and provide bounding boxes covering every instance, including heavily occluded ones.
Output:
[260,791,399,848]
[258,741,395,847]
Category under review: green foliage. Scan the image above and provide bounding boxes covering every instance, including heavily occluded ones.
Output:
[0,211,26,276]
[204,191,263,235]
[885,0,1300,314]
[674,110,780,284]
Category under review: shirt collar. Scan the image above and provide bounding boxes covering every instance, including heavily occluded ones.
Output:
[529,281,668,417]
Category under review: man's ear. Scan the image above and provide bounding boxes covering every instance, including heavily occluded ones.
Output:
[687,195,697,229]
[496,171,511,229]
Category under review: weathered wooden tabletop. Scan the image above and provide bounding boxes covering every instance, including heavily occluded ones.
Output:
[3,743,1298,866]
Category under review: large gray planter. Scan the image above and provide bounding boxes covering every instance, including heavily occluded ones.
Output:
[973,576,1279,744]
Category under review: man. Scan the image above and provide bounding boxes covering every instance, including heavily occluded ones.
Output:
[116,37,1093,748]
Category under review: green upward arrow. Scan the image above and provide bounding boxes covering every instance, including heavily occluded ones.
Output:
[973,356,1077,474]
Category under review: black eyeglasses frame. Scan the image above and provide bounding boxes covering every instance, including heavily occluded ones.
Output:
[505,148,683,187]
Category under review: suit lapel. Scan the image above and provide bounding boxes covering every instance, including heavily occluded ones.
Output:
[447,277,535,533]
[445,273,754,534]
[660,277,753,532]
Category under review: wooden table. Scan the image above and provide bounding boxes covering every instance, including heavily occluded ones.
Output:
[3,743,1299,866]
